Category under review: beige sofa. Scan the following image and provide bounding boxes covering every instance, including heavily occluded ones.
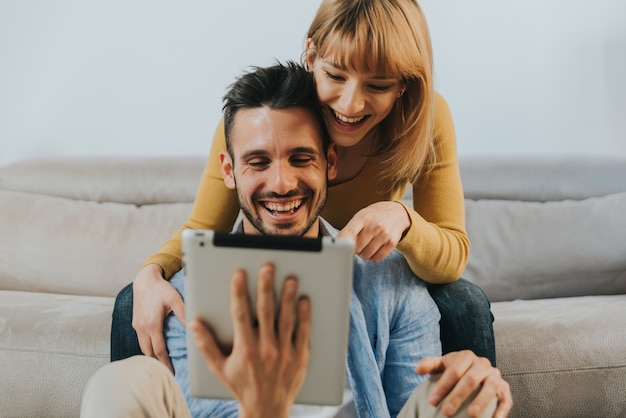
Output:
[1,155,625,418]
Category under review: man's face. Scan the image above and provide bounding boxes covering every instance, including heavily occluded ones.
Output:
[220,106,337,238]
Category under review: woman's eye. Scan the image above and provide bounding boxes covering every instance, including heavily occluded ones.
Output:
[369,84,392,92]
[324,71,343,81]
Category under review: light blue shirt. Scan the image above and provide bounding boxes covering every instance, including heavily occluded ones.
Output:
[165,219,441,418]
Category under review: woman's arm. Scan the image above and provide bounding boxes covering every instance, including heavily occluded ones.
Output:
[132,119,240,368]
[396,94,469,283]
[334,94,469,283]
[142,119,241,280]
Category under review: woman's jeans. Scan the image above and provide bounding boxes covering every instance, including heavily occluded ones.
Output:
[110,278,496,366]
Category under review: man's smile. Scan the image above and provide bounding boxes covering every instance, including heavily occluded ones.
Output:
[259,198,305,215]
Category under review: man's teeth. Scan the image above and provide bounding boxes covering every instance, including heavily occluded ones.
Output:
[333,110,365,124]
[265,200,302,212]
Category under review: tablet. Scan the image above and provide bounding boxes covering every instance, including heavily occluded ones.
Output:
[182,229,355,406]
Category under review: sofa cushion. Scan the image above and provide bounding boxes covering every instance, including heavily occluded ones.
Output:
[493,294,626,417]
[0,156,205,205]
[0,190,192,296]
[463,192,626,302]
[0,290,112,418]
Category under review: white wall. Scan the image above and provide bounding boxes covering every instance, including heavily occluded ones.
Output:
[1,1,625,167]
[423,1,626,157]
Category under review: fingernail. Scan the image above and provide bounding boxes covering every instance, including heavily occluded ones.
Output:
[287,280,297,295]
[428,393,441,405]
[443,402,455,414]
[469,404,481,416]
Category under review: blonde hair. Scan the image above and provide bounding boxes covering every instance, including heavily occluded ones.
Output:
[305,0,436,187]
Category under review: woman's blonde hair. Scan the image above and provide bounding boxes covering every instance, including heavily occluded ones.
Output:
[305,0,436,187]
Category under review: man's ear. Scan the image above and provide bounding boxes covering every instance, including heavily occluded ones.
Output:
[326,143,338,181]
[219,151,236,190]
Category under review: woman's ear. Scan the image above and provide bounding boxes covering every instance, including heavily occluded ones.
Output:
[219,151,236,189]
[326,143,338,181]
[305,38,316,69]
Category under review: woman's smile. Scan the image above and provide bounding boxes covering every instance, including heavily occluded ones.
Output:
[332,109,369,126]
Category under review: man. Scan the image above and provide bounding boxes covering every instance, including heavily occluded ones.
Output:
[82,62,511,418]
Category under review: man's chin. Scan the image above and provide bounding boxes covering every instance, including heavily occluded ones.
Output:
[266,223,302,236]
[257,221,317,237]
[242,209,318,237]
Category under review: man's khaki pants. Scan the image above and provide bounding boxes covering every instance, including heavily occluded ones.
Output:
[81,356,496,418]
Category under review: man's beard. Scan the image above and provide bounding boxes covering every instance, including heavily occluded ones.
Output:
[236,185,327,237]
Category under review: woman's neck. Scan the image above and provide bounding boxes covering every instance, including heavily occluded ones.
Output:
[329,135,375,186]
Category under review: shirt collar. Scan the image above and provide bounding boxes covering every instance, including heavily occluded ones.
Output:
[232,217,338,238]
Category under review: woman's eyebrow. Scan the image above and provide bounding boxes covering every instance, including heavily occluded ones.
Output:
[319,59,397,81]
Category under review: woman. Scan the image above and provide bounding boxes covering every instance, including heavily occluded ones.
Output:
[116,0,495,376]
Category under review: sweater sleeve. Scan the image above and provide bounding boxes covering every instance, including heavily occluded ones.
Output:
[142,118,241,280]
[395,94,470,284]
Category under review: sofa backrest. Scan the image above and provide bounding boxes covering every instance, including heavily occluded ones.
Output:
[0,156,206,297]
[460,155,626,201]
[459,156,626,302]
[0,156,206,205]
[2,155,625,302]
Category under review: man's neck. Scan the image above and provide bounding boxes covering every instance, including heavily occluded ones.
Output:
[238,219,323,238]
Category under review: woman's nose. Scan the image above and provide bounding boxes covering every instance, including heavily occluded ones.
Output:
[340,83,365,114]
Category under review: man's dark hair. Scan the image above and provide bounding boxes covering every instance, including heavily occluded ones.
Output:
[222,61,331,157]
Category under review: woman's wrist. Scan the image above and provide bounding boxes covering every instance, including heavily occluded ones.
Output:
[137,263,165,281]
[394,200,412,240]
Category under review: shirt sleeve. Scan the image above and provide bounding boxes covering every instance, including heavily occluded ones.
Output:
[395,93,470,283]
[142,118,241,280]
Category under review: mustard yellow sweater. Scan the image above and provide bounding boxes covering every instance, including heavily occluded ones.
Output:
[144,93,468,284]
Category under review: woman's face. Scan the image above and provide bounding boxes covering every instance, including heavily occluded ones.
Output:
[310,56,404,148]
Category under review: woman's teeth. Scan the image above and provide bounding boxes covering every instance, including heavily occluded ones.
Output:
[264,200,302,213]
[333,110,366,125]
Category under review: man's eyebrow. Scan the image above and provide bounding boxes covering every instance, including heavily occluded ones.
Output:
[290,146,320,155]
[239,147,320,160]
[239,150,269,160]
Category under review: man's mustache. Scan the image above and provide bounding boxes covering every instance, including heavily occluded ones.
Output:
[253,189,313,200]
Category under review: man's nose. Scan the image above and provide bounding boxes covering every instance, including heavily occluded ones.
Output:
[269,161,298,194]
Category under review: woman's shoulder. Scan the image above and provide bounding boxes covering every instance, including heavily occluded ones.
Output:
[433,91,456,144]
[434,91,454,125]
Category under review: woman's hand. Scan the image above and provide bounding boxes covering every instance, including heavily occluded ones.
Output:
[338,201,411,262]
[132,264,186,373]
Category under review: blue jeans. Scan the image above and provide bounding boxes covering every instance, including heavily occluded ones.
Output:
[111,279,496,367]
[427,279,495,366]
[110,282,141,361]
[163,248,441,418]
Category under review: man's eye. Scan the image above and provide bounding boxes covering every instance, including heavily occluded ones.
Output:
[247,160,269,168]
[291,157,314,165]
